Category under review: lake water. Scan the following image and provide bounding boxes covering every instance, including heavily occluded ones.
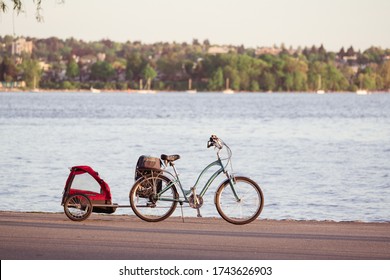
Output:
[1,91,389,222]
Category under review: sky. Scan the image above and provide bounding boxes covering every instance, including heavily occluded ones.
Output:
[0,0,389,51]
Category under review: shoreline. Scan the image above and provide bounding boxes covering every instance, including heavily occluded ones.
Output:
[1,211,389,259]
[1,88,390,94]
[2,210,389,224]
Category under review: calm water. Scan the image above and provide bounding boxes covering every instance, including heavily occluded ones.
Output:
[1,91,389,222]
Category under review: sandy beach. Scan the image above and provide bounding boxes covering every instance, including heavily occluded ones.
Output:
[0,211,389,260]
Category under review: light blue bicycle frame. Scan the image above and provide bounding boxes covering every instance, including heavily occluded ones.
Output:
[157,154,240,204]
[158,155,238,204]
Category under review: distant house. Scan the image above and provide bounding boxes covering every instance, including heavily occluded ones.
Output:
[97,53,106,62]
[79,55,98,65]
[38,61,51,71]
[342,55,357,62]
[255,47,282,56]
[12,38,33,55]
[207,46,230,55]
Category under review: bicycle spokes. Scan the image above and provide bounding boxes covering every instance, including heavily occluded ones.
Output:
[130,175,178,222]
[215,177,264,225]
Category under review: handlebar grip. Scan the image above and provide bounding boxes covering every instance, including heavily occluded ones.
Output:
[207,135,215,148]
[207,135,223,149]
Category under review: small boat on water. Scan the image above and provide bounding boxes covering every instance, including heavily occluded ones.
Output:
[134,79,157,94]
[31,76,40,92]
[186,78,197,94]
[222,88,234,94]
[90,87,101,93]
[223,78,234,94]
[316,76,325,94]
[136,89,157,94]
[356,89,368,95]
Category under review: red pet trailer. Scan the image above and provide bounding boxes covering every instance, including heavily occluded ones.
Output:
[61,166,121,221]
[62,157,161,221]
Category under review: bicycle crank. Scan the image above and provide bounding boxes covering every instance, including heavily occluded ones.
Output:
[189,194,203,209]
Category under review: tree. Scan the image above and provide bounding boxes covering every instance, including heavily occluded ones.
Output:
[338,47,346,59]
[308,61,327,91]
[317,44,327,61]
[0,56,18,82]
[208,67,224,91]
[284,73,294,91]
[183,60,196,78]
[2,30,390,92]
[261,71,276,91]
[126,52,147,81]
[360,47,385,64]
[223,65,240,90]
[142,64,157,90]
[326,63,348,91]
[346,46,355,57]
[203,39,210,47]
[61,80,77,90]
[156,54,182,81]
[192,39,200,46]
[250,80,260,92]
[356,66,383,90]
[66,58,80,79]
[282,56,308,91]
[90,61,114,82]
[21,58,41,88]
[379,61,390,90]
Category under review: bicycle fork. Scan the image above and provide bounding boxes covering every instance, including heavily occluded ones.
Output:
[225,171,241,202]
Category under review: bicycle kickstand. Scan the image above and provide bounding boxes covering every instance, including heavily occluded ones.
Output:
[179,202,185,223]
[196,208,202,218]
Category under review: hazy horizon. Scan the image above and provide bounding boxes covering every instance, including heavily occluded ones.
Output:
[1,0,390,51]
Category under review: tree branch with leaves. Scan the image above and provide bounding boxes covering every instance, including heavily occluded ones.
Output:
[1,0,44,21]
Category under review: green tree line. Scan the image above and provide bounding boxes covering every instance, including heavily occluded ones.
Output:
[1,35,390,92]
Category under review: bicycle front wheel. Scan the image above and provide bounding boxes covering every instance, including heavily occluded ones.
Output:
[215,176,264,225]
[130,175,178,222]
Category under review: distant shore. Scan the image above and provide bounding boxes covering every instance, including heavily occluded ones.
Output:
[1,88,390,94]
[1,211,389,259]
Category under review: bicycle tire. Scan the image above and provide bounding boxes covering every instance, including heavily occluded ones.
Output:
[64,194,93,222]
[129,174,178,222]
[215,176,264,225]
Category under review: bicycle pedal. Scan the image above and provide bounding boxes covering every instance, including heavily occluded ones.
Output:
[196,208,202,218]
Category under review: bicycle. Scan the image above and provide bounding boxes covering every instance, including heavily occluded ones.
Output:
[129,135,264,225]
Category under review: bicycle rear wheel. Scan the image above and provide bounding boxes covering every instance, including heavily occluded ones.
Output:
[130,175,178,222]
[215,176,264,225]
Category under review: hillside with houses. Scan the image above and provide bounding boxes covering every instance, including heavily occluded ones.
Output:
[1,36,390,92]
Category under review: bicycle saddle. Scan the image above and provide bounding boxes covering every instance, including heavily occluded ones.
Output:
[161,154,180,162]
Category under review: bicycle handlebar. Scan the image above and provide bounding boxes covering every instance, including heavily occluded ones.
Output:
[207,135,224,149]
[207,135,233,170]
